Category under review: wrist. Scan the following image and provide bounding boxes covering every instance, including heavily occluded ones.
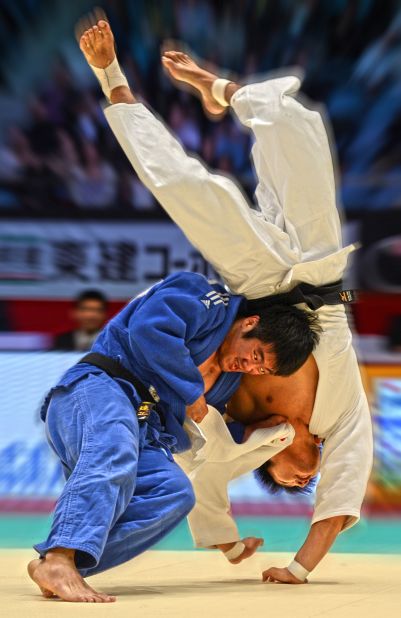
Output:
[287,560,310,582]
[223,541,245,561]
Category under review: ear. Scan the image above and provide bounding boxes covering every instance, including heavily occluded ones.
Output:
[241,315,260,334]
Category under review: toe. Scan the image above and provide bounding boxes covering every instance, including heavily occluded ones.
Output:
[93,25,102,42]
[99,20,111,34]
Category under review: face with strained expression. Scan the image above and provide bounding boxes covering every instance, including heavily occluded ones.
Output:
[217,316,276,375]
[268,432,321,488]
[244,415,321,488]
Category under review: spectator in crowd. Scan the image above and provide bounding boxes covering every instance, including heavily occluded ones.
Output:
[53,289,108,351]
[66,142,118,209]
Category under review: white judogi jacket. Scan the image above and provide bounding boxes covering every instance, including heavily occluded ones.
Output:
[104,74,374,541]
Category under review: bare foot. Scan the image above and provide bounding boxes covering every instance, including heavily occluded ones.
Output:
[79,19,116,69]
[28,560,55,598]
[162,51,227,116]
[27,553,116,603]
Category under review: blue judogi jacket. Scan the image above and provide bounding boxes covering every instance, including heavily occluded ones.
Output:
[41,272,243,452]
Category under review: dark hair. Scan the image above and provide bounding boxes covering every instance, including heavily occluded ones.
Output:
[238,303,321,376]
[75,289,108,309]
[254,460,318,496]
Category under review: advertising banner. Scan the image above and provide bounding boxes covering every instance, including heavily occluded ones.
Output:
[0,220,217,300]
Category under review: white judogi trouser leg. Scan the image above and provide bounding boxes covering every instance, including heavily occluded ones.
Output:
[104,76,354,299]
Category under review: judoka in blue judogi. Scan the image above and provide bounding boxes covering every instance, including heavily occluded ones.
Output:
[32,271,318,588]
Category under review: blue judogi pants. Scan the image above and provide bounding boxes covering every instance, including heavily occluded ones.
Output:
[34,372,195,576]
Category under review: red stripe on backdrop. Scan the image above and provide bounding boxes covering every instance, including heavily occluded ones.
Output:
[352,293,401,335]
[0,498,56,514]
[8,300,126,334]
[232,503,313,517]
[2,499,400,517]
[6,293,401,335]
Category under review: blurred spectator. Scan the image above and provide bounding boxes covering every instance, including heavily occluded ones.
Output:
[53,289,108,351]
[66,142,117,209]
[119,169,156,212]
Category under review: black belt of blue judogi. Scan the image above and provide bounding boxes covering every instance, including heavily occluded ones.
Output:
[78,352,164,425]
[243,280,356,313]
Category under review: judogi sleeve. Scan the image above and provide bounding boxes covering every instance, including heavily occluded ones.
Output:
[185,462,239,547]
[128,276,230,405]
[312,394,373,531]
[183,422,294,547]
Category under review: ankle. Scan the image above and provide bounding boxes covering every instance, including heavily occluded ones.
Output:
[90,57,129,101]
[45,547,76,563]
[110,85,137,105]
[225,82,240,104]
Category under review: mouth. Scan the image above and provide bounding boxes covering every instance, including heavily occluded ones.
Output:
[298,476,312,486]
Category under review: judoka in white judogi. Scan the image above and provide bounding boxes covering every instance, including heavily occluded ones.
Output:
[104,75,373,532]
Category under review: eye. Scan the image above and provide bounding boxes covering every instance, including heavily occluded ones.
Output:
[259,367,265,375]
[253,351,258,361]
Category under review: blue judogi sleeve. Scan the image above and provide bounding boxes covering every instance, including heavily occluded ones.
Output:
[127,273,236,406]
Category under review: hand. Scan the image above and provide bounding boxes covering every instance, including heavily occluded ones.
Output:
[229,537,264,564]
[215,537,264,564]
[186,395,208,423]
[262,567,307,584]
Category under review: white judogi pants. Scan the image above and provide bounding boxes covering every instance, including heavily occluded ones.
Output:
[104,76,354,299]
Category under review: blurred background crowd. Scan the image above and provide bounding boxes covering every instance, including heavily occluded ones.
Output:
[1,0,401,215]
[0,0,400,526]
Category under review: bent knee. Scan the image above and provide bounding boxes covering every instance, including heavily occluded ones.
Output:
[173,471,196,516]
[161,467,195,516]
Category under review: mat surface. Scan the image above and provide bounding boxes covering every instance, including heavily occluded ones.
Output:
[2,549,401,617]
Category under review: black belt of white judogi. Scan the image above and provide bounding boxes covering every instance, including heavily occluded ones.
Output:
[243,280,356,313]
[78,352,164,425]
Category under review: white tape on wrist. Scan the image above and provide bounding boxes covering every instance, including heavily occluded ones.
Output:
[90,57,128,100]
[224,541,245,561]
[287,560,310,581]
[211,78,231,107]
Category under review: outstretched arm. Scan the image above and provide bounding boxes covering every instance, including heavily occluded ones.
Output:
[264,389,373,584]
[263,515,346,584]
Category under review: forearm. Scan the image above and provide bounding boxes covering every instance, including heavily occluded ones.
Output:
[295,515,346,572]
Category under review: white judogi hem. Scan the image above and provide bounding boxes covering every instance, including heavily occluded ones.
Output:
[104,75,373,537]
